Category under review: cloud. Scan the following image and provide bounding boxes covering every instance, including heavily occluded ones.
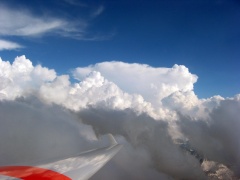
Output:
[91,136,176,180]
[0,55,56,100]
[62,0,88,7]
[0,96,99,165]
[0,5,85,37]
[0,2,107,50]
[0,39,23,51]
[178,96,240,177]
[201,160,237,179]
[78,108,206,179]
[91,5,105,18]
[0,56,240,179]
[73,61,198,107]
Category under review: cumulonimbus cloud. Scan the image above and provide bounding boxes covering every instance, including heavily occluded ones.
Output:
[73,61,198,107]
[0,56,239,179]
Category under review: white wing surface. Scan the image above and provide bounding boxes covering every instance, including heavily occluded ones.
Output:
[0,135,121,180]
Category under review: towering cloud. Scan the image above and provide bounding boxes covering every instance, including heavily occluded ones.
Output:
[0,56,239,179]
[73,61,198,107]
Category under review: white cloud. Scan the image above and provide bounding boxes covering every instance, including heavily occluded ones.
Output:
[0,6,83,37]
[0,56,240,179]
[0,3,111,50]
[0,55,56,99]
[0,4,96,49]
[0,39,22,51]
[73,61,198,107]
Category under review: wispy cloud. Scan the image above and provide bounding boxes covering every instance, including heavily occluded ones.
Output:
[0,39,23,51]
[0,3,107,50]
[0,6,85,37]
[62,0,88,7]
[91,5,105,18]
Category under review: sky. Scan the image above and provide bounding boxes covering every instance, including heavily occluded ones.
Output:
[0,1,240,179]
[0,0,239,98]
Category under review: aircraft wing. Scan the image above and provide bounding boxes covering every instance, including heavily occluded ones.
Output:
[0,135,121,180]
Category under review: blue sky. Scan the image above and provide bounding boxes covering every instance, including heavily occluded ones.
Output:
[0,0,239,98]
